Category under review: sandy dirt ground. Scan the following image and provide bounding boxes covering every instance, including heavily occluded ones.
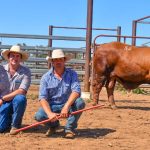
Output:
[0,85,150,150]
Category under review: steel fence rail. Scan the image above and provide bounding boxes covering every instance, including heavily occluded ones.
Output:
[0,33,86,41]
[0,45,85,53]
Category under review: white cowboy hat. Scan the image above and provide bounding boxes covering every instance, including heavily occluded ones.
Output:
[1,45,29,61]
[46,49,72,62]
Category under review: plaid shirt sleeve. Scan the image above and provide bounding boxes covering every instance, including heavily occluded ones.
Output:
[19,67,31,91]
[39,75,49,100]
[71,70,81,94]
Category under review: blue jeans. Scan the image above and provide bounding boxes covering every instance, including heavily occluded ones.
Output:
[34,98,85,132]
[0,94,27,132]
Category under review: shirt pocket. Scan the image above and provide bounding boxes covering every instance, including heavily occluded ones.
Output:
[63,83,71,93]
[14,80,22,89]
[47,87,57,97]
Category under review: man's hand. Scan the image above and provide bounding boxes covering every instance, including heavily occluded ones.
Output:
[60,105,69,118]
[0,99,3,106]
[48,112,59,122]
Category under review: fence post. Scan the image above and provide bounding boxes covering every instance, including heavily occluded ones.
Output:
[117,26,121,42]
[84,0,93,92]
[48,25,53,69]
[132,21,137,46]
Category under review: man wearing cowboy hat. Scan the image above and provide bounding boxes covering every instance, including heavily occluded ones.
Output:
[35,49,85,139]
[0,45,31,135]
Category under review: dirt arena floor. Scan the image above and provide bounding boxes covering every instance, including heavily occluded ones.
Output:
[0,85,150,150]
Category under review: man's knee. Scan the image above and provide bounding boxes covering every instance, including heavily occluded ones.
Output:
[34,108,47,121]
[34,112,43,121]
[75,98,85,109]
[13,94,27,105]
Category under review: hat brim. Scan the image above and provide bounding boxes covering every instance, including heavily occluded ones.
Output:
[1,49,29,61]
[46,54,72,62]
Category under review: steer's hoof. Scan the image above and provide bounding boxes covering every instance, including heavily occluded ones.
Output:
[92,102,98,106]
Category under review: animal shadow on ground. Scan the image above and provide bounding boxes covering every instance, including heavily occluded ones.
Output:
[115,99,150,111]
[118,105,150,111]
[23,124,53,134]
[22,125,115,138]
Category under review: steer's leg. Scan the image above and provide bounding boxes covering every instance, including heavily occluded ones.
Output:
[106,77,117,109]
[92,74,106,105]
[92,54,107,105]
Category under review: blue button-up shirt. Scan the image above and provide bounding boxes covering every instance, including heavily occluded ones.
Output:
[0,64,31,97]
[39,67,81,105]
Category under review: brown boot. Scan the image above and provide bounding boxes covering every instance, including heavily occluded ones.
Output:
[64,130,76,139]
[10,127,19,135]
[45,127,58,136]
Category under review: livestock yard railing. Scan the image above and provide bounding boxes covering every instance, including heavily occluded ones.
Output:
[0,46,85,84]
[132,15,150,46]
[47,25,121,91]
[93,34,150,88]
[0,25,120,90]
[0,33,86,85]
[93,34,150,46]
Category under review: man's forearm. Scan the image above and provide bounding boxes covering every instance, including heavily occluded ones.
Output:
[2,89,27,101]
[65,91,80,108]
[40,99,53,117]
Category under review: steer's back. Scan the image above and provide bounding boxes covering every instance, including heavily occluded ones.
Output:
[93,41,150,82]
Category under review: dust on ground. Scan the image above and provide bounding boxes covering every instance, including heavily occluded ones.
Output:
[0,85,150,150]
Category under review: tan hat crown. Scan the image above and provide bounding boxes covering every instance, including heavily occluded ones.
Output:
[46,49,71,62]
[52,49,65,59]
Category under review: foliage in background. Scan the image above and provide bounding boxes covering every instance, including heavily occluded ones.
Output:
[27,93,38,100]
[115,83,150,95]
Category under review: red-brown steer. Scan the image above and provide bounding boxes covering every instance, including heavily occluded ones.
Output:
[92,41,150,108]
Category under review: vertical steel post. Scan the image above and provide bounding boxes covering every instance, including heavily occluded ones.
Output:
[132,21,137,46]
[117,26,121,42]
[48,25,53,69]
[84,0,93,92]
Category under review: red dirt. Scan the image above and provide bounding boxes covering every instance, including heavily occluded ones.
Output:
[0,85,150,150]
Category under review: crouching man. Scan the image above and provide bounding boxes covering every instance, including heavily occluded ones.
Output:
[34,49,85,139]
[0,45,31,135]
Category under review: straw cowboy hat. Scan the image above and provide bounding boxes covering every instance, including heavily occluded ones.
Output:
[46,49,72,62]
[1,45,29,61]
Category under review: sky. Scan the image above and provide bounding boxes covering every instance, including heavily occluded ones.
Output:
[0,0,150,48]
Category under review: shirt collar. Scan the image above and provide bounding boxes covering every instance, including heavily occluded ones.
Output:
[48,67,68,77]
[3,64,9,71]
[3,63,22,73]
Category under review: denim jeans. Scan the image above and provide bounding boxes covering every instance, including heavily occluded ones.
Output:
[0,94,27,132]
[34,98,85,132]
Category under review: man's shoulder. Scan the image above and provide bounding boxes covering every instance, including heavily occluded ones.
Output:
[21,65,30,71]
[42,70,52,78]
[3,63,8,69]
[19,65,31,75]
[66,68,77,74]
